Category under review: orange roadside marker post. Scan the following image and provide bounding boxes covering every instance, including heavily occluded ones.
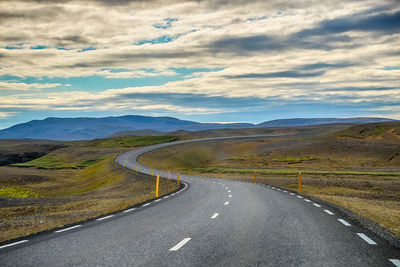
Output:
[298,171,302,194]
[168,171,171,180]
[155,175,159,197]
[177,172,180,185]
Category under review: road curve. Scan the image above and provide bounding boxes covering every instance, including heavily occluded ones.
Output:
[1,136,400,266]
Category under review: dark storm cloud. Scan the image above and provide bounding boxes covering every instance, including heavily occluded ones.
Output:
[208,10,399,55]
[296,11,400,37]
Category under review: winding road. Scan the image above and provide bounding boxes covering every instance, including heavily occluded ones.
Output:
[1,136,400,266]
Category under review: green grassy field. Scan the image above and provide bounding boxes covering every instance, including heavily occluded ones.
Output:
[0,135,179,243]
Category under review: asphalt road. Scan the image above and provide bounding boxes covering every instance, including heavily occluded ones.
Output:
[1,136,400,266]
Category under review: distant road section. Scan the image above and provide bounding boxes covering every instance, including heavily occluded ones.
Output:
[1,135,399,266]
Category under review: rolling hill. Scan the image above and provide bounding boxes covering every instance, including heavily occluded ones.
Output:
[0,115,395,141]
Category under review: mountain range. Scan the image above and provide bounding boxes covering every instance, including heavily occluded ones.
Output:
[0,115,396,141]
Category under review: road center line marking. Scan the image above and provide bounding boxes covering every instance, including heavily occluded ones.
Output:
[225,187,229,189]
[297,196,303,199]
[338,219,351,226]
[228,190,231,193]
[304,199,311,202]
[55,225,81,233]
[169,238,191,251]
[142,203,151,207]
[289,193,295,195]
[0,240,28,249]
[228,195,232,198]
[154,199,161,202]
[324,209,334,215]
[313,203,321,207]
[283,190,288,193]
[210,213,219,219]
[357,233,377,245]
[97,215,114,221]
[123,208,136,213]
[224,201,229,205]
[163,196,169,199]
[389,259,400,267]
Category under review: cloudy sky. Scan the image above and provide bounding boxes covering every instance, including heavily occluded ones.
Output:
[0,0,399,129]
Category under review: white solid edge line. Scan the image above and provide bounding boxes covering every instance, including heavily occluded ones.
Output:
[123,208,136,213]
[228,195,232,198]
[357,233,377,245]
[324,209,334,215]
[97,215,114,221]
[389,259,400,267]
[338,219,351,226]
[142,203,151,207]
[169,238,191,251]
[0,240,29,249]
[55,225,82,233]
[224,201,229,205]
[210,213,219,219]
[313,203,321,207]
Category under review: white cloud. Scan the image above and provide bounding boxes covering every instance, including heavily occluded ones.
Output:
[0,111,17,118]
[0,0,398,119]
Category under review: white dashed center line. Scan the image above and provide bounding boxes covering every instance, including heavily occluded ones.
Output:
[297,196,303,199]
[357,233,377,245]
[224,201,230,205]
[225,187,229,189]
[97,215,114,221]
[337,219,351,226]
[154,199,161,202]
[55,225,81,233]
[123,208,136,213]
[210,213,219,219]
[389,259,400,267]
[283,190,288,193]
[313,203,321,207]
[0,240,28,249]
[228,190,231,193]
[169,238,191,251]
[304,199,311,202]
[289,193,295,195]
[228,195,232,198]
[324,209,334,215]
[142,203,151,207]
[163,196,169,199]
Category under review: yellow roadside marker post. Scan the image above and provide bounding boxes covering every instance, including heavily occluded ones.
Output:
[189,169,192,175]
[156,175,159,197]
[123,162,125,167]
[136,167,138,173]
[168,171,171,180]
[253,172,256,183]
[177,172,180,185]
[298,171,302,194]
